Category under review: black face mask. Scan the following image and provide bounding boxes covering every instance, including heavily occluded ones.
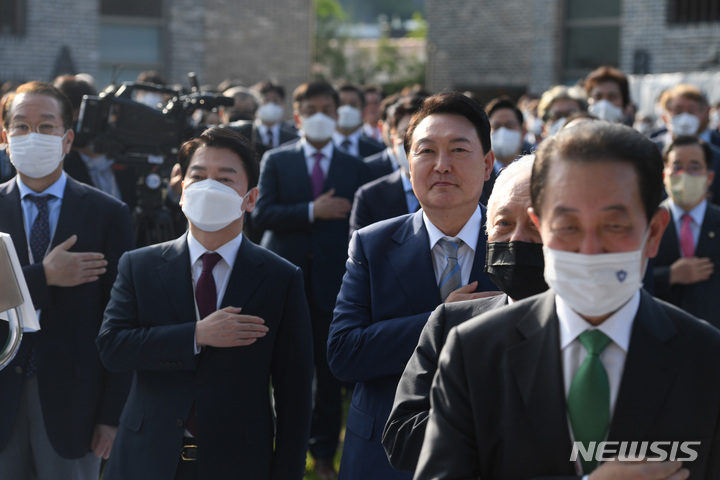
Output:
[484,241,548,301]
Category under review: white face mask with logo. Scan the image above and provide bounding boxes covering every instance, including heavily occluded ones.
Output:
[491,127,523,159]
[8,132,67,179]
[182,179,249,232]
[667,173,708,208]
[589,99,625,123]
[337,105,363,130]
[302,112,336,142]
[257,103,284,124]
[670,113,700,136]
[542,231,648,317]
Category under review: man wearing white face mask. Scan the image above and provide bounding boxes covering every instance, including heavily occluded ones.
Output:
[486,97,533,174]
[653,136,720,328]
[253,81,372,480]
[97,127,314,480]
[332,83,385,159]
[0,81,134,480]
[415,122,720,480]
[584,66,633,125]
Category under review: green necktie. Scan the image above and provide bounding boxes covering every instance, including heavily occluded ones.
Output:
[567,329,612,474]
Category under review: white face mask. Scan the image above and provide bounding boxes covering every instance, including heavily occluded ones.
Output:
[670,113,700,136]
[337,105,363,130]
[589,99,625,123]
[547,117,567,136]
[394,143,410,173]
[542,234,648,317]
[302,112,336,142]
[491,127,523,159]
[257,102,284,124]
[181,179,249,232]
[7,132,67,179]
[666,173,708,208]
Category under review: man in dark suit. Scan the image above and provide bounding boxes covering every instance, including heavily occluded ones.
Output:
[382,155,548,472]
[415,122,720,479]
[653,136,720,328]
[333,83,385,159]
[97,127,314,480]
[350,94,426,235]
[252,81,371,480]
[328,92,500,480]
[0,81,133,479]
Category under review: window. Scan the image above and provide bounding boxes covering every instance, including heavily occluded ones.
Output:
[668,0,720,24]
[0,0,26,35]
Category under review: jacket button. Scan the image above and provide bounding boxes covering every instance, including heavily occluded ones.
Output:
[176,419,184,428]
[14,366,23,375]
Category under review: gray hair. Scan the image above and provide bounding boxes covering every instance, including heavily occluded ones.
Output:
[486,154,535,216]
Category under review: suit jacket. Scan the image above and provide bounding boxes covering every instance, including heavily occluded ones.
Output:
[252,140,372,312]
[415,290,720,479]
[97,235,314,480]
[382,294,509,471]
[653,199,720,328]
[231,120,299,159]
[653,135,720,206]
[328,209,498,480]
[0,176,133,458]
[357,135,386,159]
[364,148,395,181]
[350,169,410,236]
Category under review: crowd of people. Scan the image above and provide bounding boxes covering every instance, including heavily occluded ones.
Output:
[0,62,719,480]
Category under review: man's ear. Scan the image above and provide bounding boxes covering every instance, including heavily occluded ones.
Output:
[528,207,541,230]
[243,187,260,213]
[484,150,495,182]
[644,207,670,259]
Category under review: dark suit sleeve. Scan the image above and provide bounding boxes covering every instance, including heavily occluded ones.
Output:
[97,252,199,373]
[252,152,312,233]
[328,231,431,383]
[652,263,672,300]
[22,262,51,309]
[349,186,371,237]
[270,266,314,480]
[383,305,449,471]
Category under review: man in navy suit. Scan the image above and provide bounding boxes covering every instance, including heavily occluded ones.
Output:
[328,92,500,480]
[333,83,385,159]
[0,81,133,479]
[653,136,720,328]
[97,127,314,480]
[252,81,372,480]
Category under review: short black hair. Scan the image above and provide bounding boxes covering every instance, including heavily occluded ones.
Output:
[252,80,285,101]
[532,122,663,222]
[389,93,427,132]
[584,65,630,108]
[486,96,524,127]
[404,91,492,155]
[663,135,713,170]
[337,83,365,109]
[53,75,97,111]
[292,81,339,112]
[177,127,259,188]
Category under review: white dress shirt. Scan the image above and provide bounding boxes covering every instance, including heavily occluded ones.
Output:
[301,138,334,223]
[256,120,281,148]
[332,129,362,157]
[423,206,483,288]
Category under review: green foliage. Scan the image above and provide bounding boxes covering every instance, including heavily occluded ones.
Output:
[407,11,427,39]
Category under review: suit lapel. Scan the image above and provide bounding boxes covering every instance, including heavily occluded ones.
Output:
[609,291,680,441]
[469,204,494,290]
[157,235,196,324]
[0,180,30,265]
[53,177,89,248]
[661,200,681,257]
[219,239,265,309]
[507,291,574,464]
[388,211,442,310]
[696,203,720,257]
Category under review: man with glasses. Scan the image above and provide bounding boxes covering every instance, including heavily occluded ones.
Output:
[0,81,133,479]
[653,136,720,328]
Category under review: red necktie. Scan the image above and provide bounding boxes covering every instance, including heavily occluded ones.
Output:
[311,152,325,199]
[680,214,695,258]
[187,252,222,439]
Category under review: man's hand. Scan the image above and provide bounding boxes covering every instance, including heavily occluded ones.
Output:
[195,306,269,348]
[444,281,503,303]
[669,256,714,285]
[589,459,688,480]
[43,235,107,287]
[90,424,117,460]
[313,188,351,220]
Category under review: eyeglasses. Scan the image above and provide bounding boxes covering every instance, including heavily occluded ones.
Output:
[6,121,63,137]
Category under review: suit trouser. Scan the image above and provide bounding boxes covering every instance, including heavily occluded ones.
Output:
[307,283,342,461]
[0,375,101,480]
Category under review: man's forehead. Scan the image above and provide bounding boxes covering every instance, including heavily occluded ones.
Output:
[9,93,62,118]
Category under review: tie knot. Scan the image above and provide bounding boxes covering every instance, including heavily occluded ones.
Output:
[438,238,462,259]
[201,252,222,272]
[578,329,611,356]
[312,152,324,163]
[682,213,693,225]
[27,194,54,210]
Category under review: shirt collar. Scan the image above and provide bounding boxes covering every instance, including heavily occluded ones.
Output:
[423,205,483,253]
[301,137,334,160]
[667,197,706,226]
[557,290,639,352]
[187,230,243,270]
[17,171,67,200]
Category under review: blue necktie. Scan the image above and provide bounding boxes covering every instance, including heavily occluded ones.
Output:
[438,238,463,301]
